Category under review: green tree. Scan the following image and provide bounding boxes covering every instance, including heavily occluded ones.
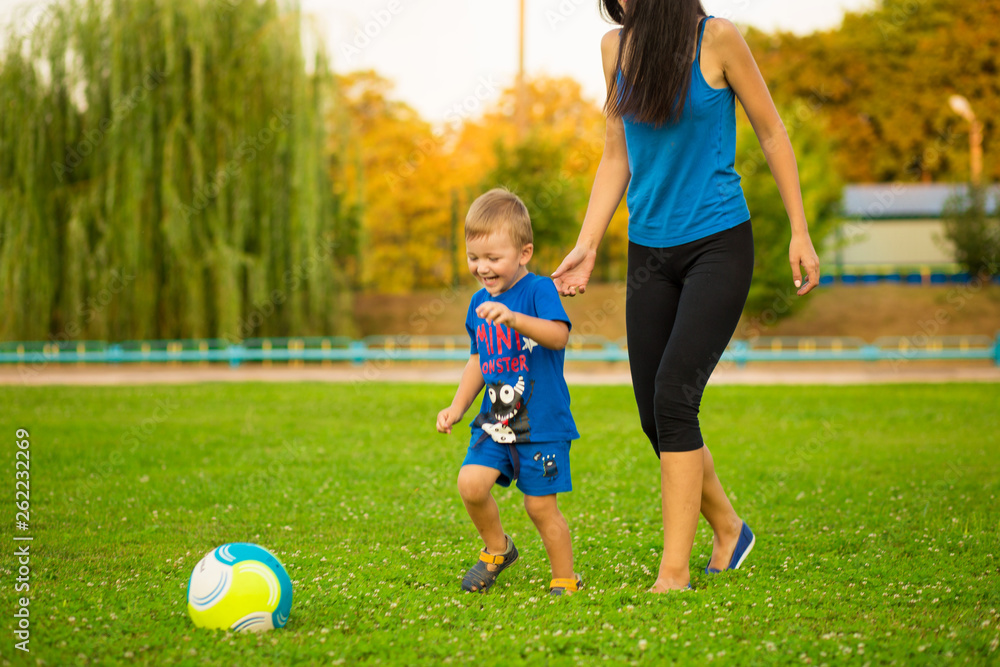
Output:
[737,109,844,317]
[453,76,627,281]
[942,185,1000,276]
[0,0,352,341]
[481,134,587,274]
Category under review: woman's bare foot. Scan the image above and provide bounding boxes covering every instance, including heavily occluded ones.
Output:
[648,560,690,592]
[648,581,691,593]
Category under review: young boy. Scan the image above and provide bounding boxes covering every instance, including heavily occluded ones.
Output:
[436,188,582,596]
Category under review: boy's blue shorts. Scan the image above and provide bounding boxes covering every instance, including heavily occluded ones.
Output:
[462,436,572,496]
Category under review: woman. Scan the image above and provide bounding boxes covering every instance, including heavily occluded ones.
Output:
[552,0,821,591]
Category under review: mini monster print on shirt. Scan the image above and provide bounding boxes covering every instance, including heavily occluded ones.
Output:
[465,273,579,445]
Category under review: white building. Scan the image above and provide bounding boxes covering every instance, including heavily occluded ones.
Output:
[826,184,1000,274]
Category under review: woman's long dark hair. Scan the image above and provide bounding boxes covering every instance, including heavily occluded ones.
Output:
[601,0,708,125]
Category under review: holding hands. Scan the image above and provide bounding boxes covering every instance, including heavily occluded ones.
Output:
[551,246,598,297]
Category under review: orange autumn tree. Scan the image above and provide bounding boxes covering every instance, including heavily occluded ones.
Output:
[451,76,630,280]
[333,71,456,292]
[335,73,632,293]
[745,0,1000,183]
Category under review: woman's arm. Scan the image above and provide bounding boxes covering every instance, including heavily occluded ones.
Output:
[708,19,821,296]
[552,29,632,296]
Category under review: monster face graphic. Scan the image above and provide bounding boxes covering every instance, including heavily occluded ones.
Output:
[473,376,531,444]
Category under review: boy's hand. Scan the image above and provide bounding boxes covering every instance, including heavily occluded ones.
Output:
[436,406,462,434]
[476,301,517,328]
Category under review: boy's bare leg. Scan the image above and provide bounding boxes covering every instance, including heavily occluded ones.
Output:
[698,444,744,571]
[523,494,574,580]
[651,448,703,591]
[458,465,508,562]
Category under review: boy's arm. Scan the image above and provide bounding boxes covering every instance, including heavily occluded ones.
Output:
[437,355,485,434]
[474,303,570,351]
[451,354,485,414]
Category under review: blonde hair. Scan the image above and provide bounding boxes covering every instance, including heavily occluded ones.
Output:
[465,188,533,248]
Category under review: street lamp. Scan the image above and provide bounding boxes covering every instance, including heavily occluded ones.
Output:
[948,94,983,185]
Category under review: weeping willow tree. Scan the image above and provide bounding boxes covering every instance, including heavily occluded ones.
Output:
[0,0,356,341]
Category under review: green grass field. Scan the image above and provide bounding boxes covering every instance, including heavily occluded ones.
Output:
[2,382,998,665]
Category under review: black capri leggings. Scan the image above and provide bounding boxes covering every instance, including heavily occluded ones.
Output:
[626,221,754,455]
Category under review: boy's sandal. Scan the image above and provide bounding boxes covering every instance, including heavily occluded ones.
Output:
[549,573,583,596]
[461,534,519,593]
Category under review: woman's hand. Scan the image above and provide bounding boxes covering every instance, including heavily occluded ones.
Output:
[552,245,598,297]
[789,233,820,296]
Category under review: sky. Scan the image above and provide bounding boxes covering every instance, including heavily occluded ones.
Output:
[1,0,877,125]
[311,0,876,126]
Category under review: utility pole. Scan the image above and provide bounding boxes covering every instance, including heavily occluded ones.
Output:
[450,189,460,288]
[516,0,527,140]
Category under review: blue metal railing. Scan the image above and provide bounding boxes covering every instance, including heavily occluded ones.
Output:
[2,334,998,366]
[819,271,1000,286]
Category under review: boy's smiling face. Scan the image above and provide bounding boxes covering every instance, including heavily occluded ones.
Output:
[466,231,533,296]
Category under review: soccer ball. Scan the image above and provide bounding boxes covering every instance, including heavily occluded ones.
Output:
[187,543,293,632]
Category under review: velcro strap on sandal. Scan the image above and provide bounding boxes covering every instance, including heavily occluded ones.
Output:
[549,576,581,591]
[479,550,508,565]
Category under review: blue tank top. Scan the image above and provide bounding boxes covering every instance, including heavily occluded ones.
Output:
[621,17,750,248]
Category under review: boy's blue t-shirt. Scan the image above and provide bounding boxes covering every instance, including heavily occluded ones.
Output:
[465,273,579,444]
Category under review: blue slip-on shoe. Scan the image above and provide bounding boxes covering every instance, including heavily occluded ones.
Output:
[705,522,755,574]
